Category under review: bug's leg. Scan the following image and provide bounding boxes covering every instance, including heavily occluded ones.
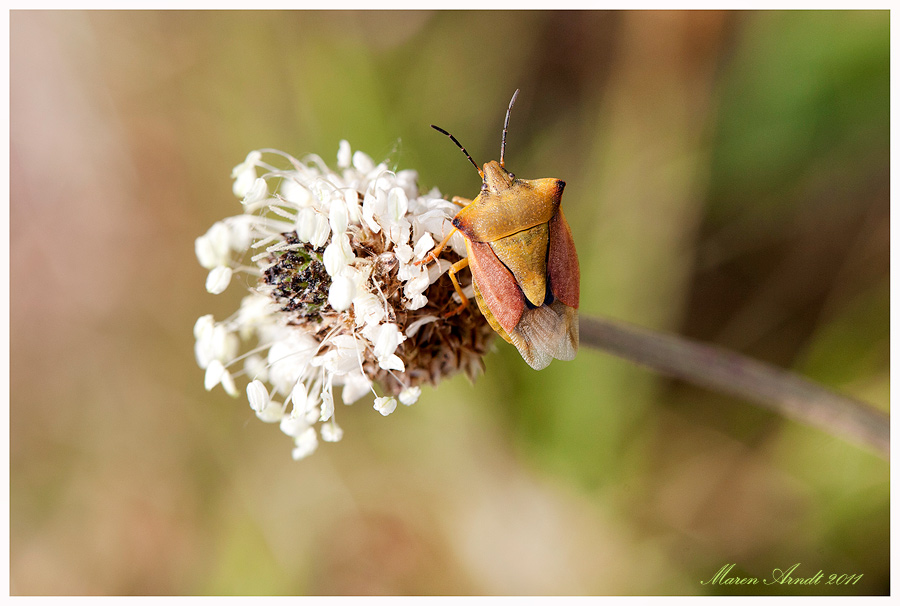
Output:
[416,227,458,267]
[444,257,470,317]
[450,196,473,207]
[417,199,472,266]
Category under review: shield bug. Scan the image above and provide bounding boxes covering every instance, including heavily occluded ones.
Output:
[420,90,579,370]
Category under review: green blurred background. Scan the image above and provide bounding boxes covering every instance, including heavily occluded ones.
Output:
[10,10,889,595]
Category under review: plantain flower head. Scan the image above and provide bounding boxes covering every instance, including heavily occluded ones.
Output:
[194,142,494,459]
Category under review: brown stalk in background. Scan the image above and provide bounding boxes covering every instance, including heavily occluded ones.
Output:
[581,315,890,458]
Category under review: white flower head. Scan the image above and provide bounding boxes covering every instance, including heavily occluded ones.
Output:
[242,177,269,206]
[194,142,495,460]
[231,150,262,198]
[373,396,398,416]
[247,380,270,413]
[399,386,422,406]
[205,266,233,294]
[337,140,352,169]
[321,421,344,443]
[291,427,319,460]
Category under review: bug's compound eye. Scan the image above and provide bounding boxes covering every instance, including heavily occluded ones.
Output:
[480,183,488,192]
[508,173,515,180]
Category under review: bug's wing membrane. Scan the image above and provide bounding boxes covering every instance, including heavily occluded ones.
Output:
[548,208,580,309]
[552,301,579,360]
[466,240,524,334]
[507,301,578,370]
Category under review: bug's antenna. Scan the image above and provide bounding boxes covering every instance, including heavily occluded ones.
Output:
[500,89,519,168]
[431,124,484,178]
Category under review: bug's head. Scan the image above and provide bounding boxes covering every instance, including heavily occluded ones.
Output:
[481,160,516,193]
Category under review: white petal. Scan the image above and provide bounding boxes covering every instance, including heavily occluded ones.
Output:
[267,333,319,394]
[344,266,368,295]
[404,315,438,337]
[344,189,362,224]
[387,187,409,223]
[395,244,414,264]
[389,220,411,249]
[328,274,356,312]
[210,325,236,361]
[309,213,331,248]
[232,150,262,198]
[373,323,402,360]
[281,178,313,206]
[405,294,427,311]
[414,209,453,237]
[292,427,319,460]
[242,177,268,205]
[256,400,284,423]
[352,292,385,327]
[361,209,380,234]
[321,421,343,442]
[337,140,352,169]
[290,380,309,414]
[427,259,453,285]
[225,217,253,251]
[194,235,218,269]
[304,408,320,425]
[210,221,232,251]
[319,335,364,375]
[359,321,380,345]
[448,230,468,256]
[373,396,398,416]
[322,234,353,277]
[329,200,349,235]
[319,389,335,422]
[367,162,389,181]
[244,354,268,383]
[340,371,372,404]
[231,150,262,177]
[194,315,214,340]
[399,386,421,406]
[204,360,226,391]
[194,340,213,370]
[237,294,277,339]
[352,150,375,173]
[280,413,309,438]
[222,372,238,397]
[296,207,316,243]
[246,380,270,412]
[205,266,233,294]
[404,267,430,297]
[196,222,231,269]
[378,354,405,372]
[414,233,435,260]
[322,242,344,277]
[361,192,383,233]
[328,335,360,351]
[395,169,419,201]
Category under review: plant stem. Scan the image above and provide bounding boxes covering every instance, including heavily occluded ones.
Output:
[579,315,889,458]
